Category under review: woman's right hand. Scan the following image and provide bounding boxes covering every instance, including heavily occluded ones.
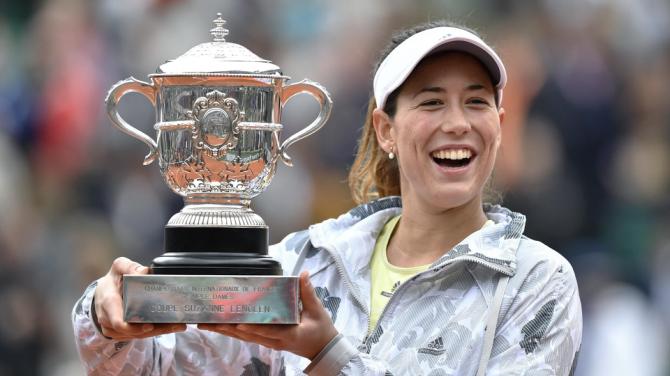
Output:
[93,257,187,340]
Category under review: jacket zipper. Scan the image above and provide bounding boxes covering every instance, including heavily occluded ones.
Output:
[320,246,369,316]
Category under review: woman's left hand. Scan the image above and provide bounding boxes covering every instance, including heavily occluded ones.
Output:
[198,271,339,360]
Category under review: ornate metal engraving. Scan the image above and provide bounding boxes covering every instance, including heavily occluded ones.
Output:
[188,90,244,159]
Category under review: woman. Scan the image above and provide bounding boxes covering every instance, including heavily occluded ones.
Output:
[73,21,582,375]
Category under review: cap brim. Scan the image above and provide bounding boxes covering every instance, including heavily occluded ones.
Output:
[373,27,507,109]
[428,40,502,87]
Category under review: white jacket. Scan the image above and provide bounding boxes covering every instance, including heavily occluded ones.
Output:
[73,197,582,375]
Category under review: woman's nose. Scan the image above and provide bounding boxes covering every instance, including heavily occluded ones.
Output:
[440,106,471,135]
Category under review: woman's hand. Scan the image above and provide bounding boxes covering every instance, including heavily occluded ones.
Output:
[198,271,339,360]
[93,257,187,340]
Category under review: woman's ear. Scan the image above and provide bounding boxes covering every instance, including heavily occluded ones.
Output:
[496,107,505,148]
[372,108,395,153]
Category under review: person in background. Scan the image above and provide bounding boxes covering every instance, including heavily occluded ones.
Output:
[73,20,582,375]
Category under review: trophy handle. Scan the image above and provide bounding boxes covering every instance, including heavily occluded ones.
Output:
[105,77,159,165]
[279,79,333,166]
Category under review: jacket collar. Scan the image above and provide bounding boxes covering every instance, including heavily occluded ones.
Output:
[308,197,525,281]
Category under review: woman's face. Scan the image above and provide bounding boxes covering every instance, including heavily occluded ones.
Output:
[374,52,504,212]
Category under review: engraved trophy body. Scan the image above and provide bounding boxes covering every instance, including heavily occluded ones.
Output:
[105,14,332,323]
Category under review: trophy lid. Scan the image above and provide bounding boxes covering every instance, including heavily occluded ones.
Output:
[155,13,282,76]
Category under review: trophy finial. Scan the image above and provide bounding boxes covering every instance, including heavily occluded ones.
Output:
[210,13,229,42]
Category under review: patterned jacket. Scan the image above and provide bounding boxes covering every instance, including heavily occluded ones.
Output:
[72,197,582,375]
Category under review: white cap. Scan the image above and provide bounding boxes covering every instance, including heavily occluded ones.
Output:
[373,26,507,109]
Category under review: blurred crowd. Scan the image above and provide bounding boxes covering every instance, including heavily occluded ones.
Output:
[0,0,669,375]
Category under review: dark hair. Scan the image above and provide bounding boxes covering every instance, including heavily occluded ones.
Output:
[348,20,501,205]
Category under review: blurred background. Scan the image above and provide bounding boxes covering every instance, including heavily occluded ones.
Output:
[1,0,669,374]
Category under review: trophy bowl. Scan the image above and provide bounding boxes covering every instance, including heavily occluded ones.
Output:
[105,14,332,323]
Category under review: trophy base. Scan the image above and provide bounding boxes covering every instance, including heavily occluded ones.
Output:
[151,252,283,275]
[123,275,299,324]
[122,224,294,323]
[153,225,281,275]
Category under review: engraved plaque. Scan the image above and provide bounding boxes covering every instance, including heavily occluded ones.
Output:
[124,275,299,324]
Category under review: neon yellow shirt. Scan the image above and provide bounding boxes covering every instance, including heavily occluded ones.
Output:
[369,216,495,332]
[369,215,429,332]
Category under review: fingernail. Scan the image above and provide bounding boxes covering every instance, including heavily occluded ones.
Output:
[142,324,154,332]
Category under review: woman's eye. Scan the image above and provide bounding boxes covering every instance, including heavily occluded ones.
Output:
[467,98,490,106]
[420,99,443,106]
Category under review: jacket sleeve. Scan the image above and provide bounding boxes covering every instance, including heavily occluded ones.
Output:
[72,282,285,375]
[484,256,583,376]
[303,335,398,376]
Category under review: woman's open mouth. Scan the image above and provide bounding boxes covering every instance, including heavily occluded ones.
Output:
[431,148,474,168]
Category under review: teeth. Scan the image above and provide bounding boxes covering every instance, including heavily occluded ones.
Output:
[431,148,472,160]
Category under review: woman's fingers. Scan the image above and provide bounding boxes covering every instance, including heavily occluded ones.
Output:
[236,324,292,340]
[140,324,187,338]
[94,257,172,339]
[298,271,321,313]
[201,324,283,350]
[100,323,186,340]
[96,287,130,330]
[111,257,150,276]
[199,323,286,342]
[92,257,189,340]
[96,294,155,337]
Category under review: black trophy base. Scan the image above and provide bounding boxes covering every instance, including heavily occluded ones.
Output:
[151,225,282,276]
[151,252,282,275]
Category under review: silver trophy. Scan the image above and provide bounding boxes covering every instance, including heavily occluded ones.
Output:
[105,14,332,323]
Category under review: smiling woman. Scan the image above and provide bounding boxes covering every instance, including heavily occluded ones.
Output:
[72,20,582,376]
[373,52,503,220]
